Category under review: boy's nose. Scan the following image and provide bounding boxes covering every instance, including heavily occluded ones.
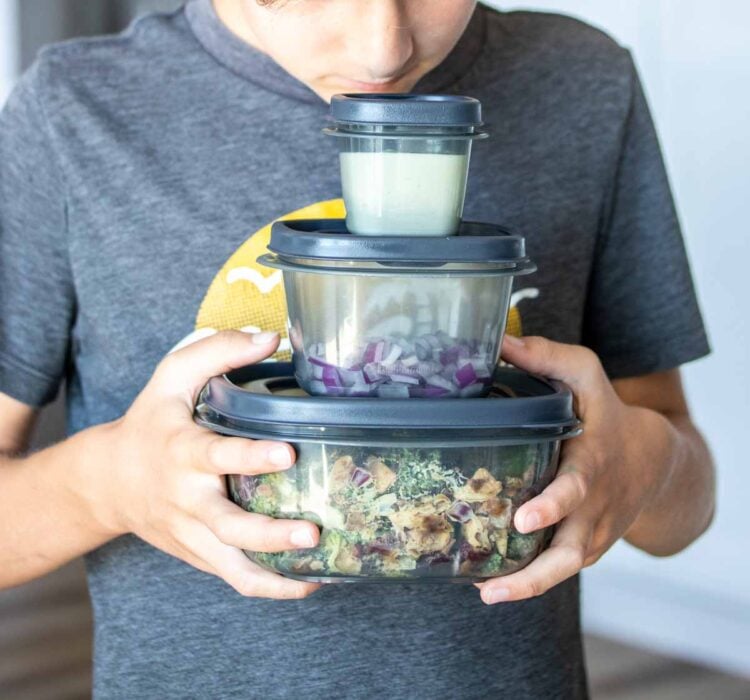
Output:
[349,0,414,82]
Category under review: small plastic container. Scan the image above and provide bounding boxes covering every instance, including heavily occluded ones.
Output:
[325,94,488,236]
[258,219,535,398]
[194,362,580,583]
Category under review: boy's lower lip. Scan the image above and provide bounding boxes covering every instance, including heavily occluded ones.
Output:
[336,77,403,92]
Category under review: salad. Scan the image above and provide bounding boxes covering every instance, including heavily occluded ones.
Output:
[228,445,547,580]
[295,331,496,398]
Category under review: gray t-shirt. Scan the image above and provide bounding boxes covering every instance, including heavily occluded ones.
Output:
[0,1,709,698]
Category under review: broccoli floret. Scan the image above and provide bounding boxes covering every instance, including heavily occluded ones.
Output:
[507,531,540,561]
[318,529,345,571]
[392,449,465,500]
[248,492,278,516]
[477,552,505,576]
[247,471,299,516]
[500,445,533,478]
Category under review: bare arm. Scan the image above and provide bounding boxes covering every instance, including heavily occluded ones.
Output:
[478,335,716,605]
[0,331,320,600]
[0,392,37,455]
[0,393,122,587]
[614,369,715,556]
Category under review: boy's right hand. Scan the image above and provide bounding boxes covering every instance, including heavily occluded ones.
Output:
[98,330,321,600]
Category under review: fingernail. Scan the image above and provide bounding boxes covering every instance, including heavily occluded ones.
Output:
[290,528,315,548]
[523,511,541,532]
[268,446,292,467]
[504,334,524,347]
[251,331,279,345]
[485,587,511,604]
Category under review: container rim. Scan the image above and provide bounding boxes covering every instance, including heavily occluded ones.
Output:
[329,93,484,128]
[322,126,490,141]
[265,219,535,271]
[194,363,581,442]
[258,254,536,277]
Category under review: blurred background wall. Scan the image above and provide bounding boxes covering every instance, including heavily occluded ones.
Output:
[0,0,748,697]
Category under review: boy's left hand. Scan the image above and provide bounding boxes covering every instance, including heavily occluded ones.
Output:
[476,334,679,605]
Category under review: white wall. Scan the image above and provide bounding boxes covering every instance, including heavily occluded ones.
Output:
[0,0,19,105]
[489,0,750,677]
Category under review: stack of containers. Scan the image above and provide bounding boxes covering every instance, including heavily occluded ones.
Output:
[195,95,581,582]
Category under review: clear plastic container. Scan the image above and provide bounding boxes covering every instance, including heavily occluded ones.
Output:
[325,94,488,236]
[259,219,535,398]
[284,268,512,398]
[194,364,581,583]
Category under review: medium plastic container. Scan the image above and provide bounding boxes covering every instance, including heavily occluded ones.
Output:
[194,362,580,583]
[325,94,488,236]
[259,219,535,399]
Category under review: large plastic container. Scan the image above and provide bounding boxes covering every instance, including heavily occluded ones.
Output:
[194,362,580,583]
[259,219,535,399]
[325,94,488,236]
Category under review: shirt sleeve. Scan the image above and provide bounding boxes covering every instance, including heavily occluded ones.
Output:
[0,59,75,407]
[582,53,710,379]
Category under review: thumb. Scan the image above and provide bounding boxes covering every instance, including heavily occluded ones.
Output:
[156,329,280,398]
[501,334,604,393]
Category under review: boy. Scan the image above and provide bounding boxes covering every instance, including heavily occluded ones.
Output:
[0,1,714,697]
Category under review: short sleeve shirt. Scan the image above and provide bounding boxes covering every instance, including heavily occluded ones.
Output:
[0,2,709,698]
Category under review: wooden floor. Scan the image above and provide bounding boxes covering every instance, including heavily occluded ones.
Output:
[1,560,748,699]
[584,636,750,700]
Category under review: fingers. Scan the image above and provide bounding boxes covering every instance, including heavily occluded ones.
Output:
[201,496,320,553]
[513,462,591,533]
[501,335,605,393]
[477,513,592,604]
[178,516,320,600]
[156,329,280,400]
[195,433,296,475]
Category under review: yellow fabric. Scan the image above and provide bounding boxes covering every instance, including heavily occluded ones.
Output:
[195,199,345,360]
[194,198,523,361]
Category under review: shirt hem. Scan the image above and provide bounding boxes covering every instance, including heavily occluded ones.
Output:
[598,335,711,380]
[0,351,61,407]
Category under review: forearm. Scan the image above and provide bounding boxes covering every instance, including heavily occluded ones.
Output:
[0,422,122,589]
[625,411,715,556]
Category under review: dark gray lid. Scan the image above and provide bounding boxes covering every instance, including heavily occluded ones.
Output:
[195,363,580,445]
[262,219,535,274]
[330,94,482,128]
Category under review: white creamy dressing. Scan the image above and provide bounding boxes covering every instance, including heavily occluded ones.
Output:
[340,151,469,236]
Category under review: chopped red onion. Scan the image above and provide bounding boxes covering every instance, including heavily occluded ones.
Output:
[377,384,410,398]
[321,365,341,387]
[426,374,455,391]
[338,367,365,386]
[350,467,372,487]
[400,354,419,368]
[363,363,384,383]
[363,342,377,364]
[382,344,403,365]
[448,501,474,523]
[300,332,497,397]
[455,362,478,388]
[389,373,420,385]
[459,383,486,398]
[373,340,386,363]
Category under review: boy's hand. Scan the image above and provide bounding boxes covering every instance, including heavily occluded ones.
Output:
[101,330,320,600]
[477,334,680,605]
